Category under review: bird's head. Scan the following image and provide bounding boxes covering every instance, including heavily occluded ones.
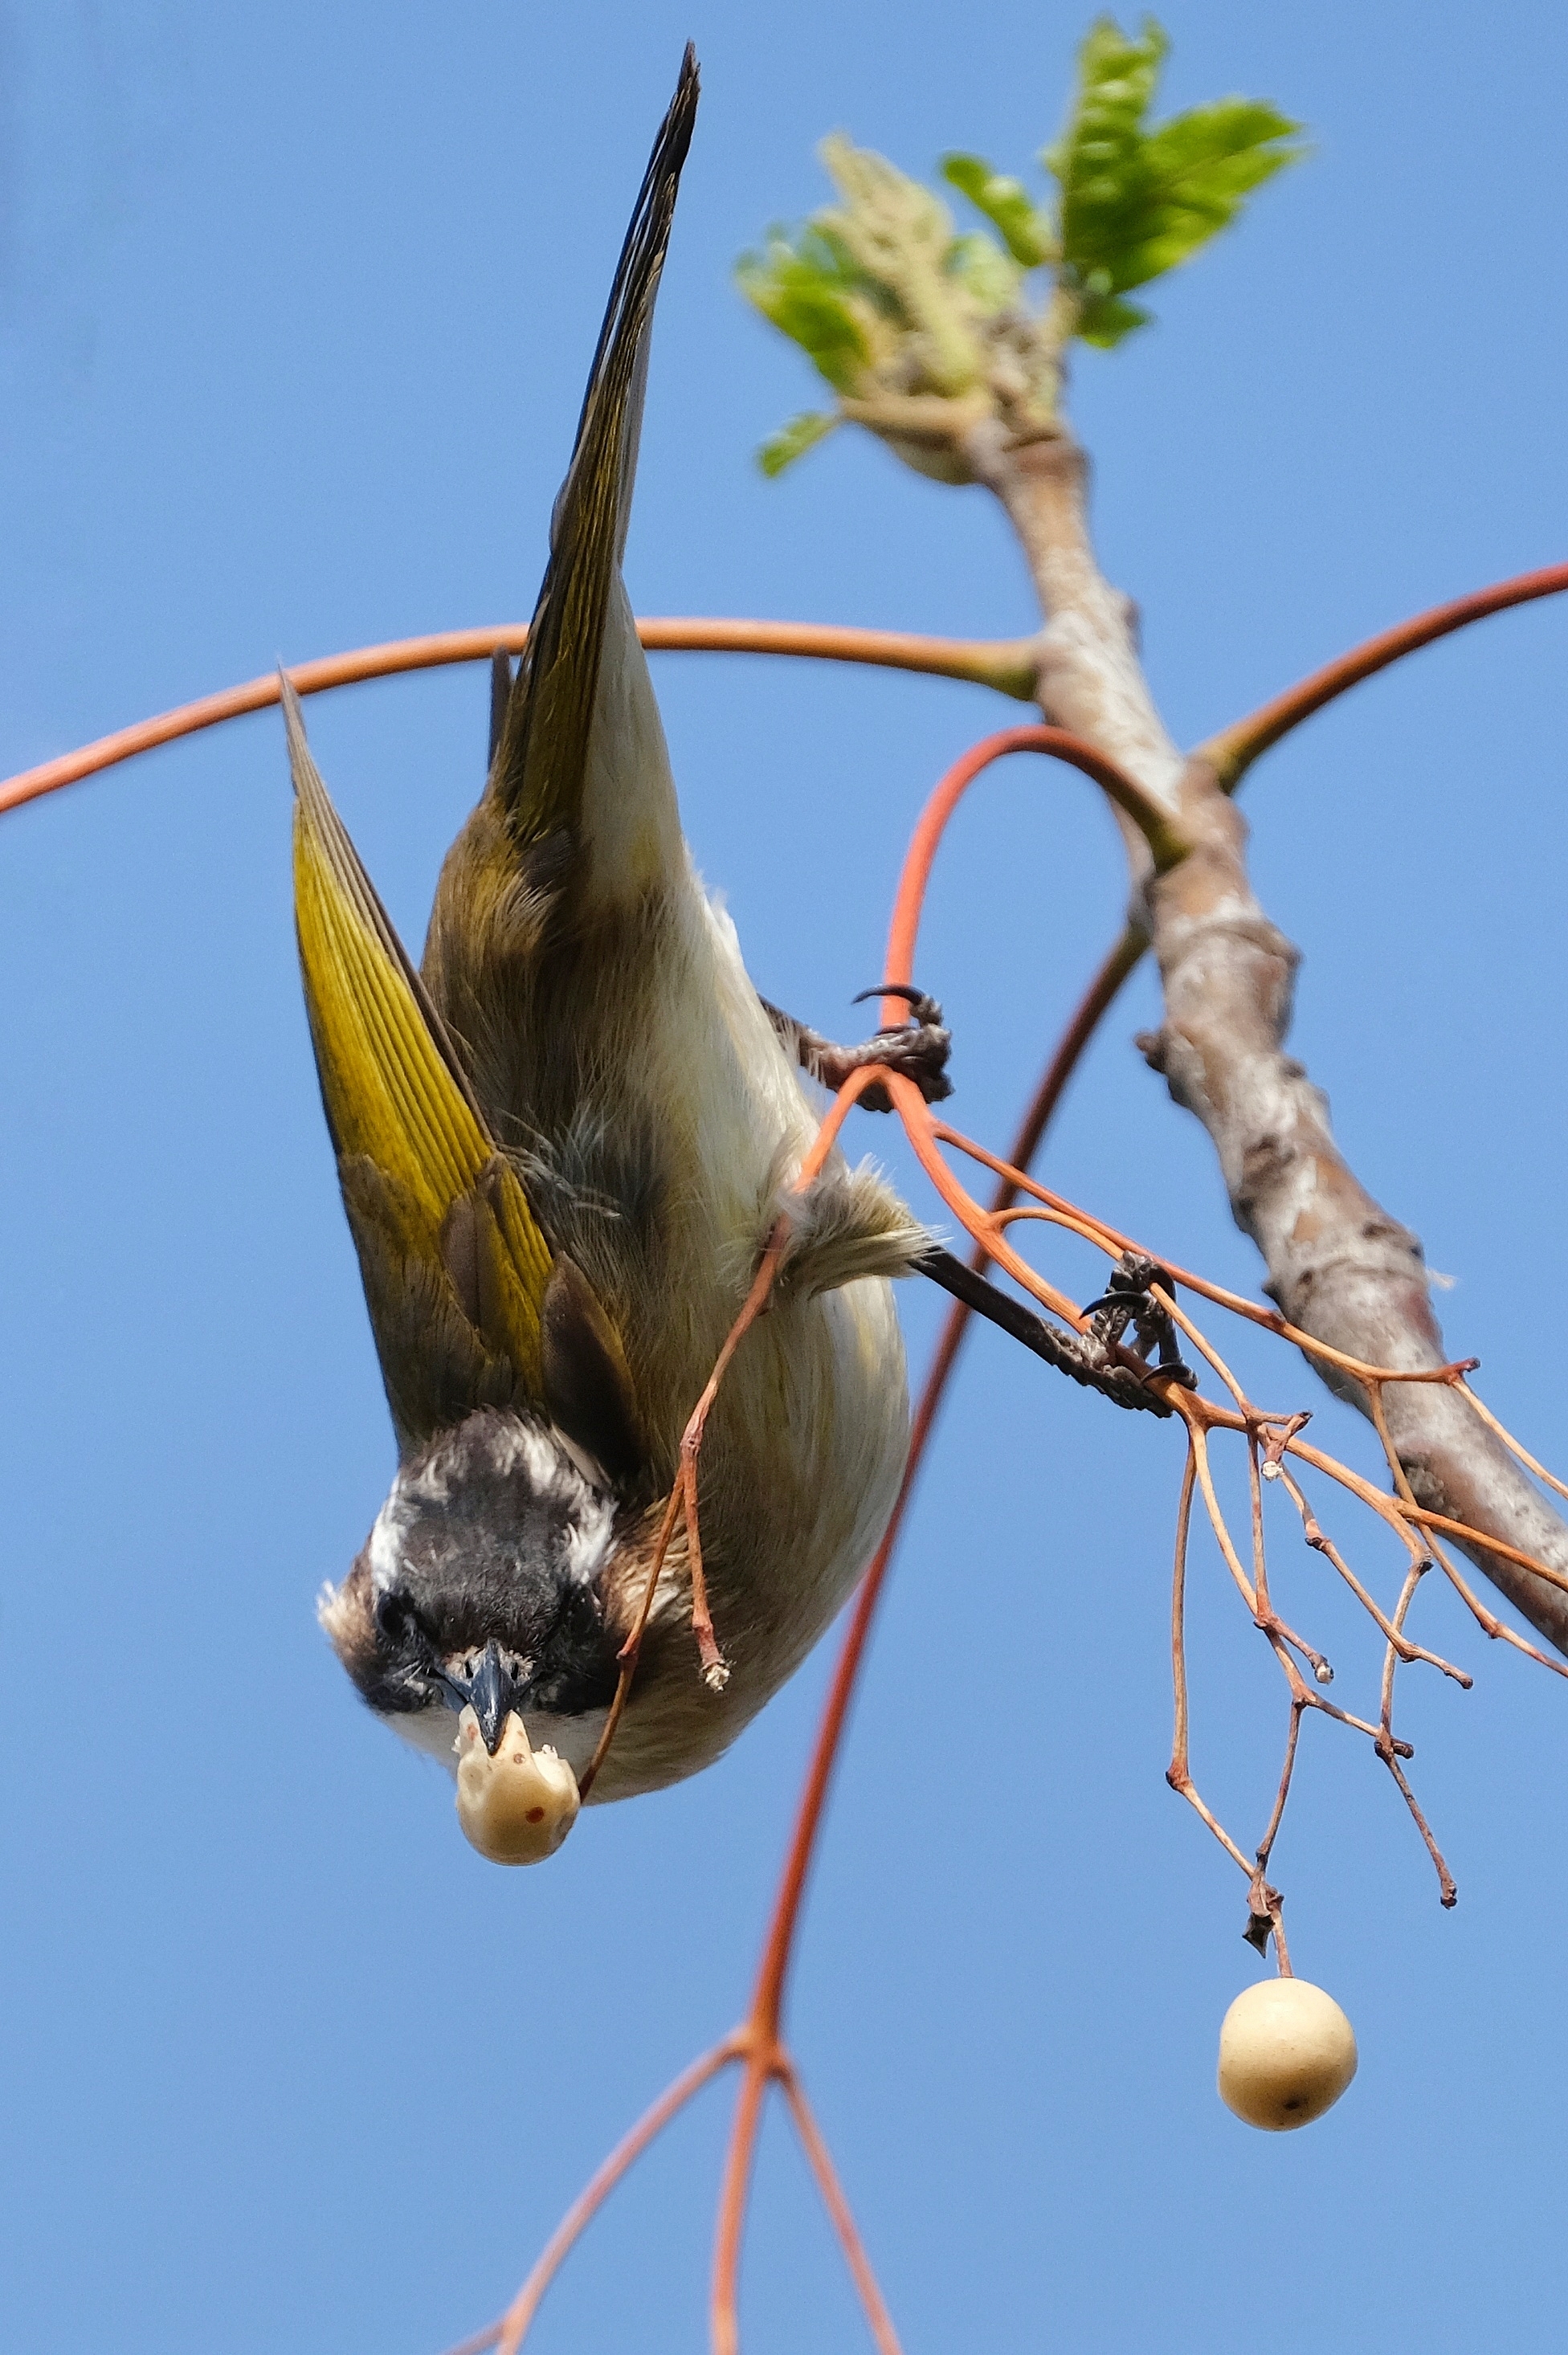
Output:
[319,1407,623,1862]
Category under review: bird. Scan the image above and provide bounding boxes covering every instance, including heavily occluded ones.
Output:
[285,47,940,1863]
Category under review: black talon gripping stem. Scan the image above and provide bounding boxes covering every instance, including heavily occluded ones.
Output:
[762,981,953,1113]
[843,982,953,1111]
[914,1247,1181,1418]
[1080,1254,1198,1389]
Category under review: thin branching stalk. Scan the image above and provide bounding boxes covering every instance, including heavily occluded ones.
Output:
[0,620,1039,815]
[1201,561,1568,789]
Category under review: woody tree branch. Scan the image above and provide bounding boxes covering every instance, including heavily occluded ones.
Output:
[964,427,1183,818]
[741,14,1568,1653]
[1014,443,1568,1653]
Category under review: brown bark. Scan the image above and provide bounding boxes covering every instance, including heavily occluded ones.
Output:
[962,417,1568,1654]
[963,423,1185,831]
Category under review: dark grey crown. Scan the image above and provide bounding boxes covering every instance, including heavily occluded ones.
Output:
[325,1406,623,1724]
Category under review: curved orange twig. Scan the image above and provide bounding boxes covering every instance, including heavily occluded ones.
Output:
[1202,560,1568,790]
[708,723,1171,2348]
[490,2037,745,2355]
[878,728,1186,966]
[745,725,1173,2036]
[0,619,1039,818]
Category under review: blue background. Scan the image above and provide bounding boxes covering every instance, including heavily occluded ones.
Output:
[3,4,1566,2349]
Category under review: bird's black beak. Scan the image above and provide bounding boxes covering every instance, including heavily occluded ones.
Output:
[467,1639,521,1755]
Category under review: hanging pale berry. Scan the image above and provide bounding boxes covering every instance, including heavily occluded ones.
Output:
[1217,1977,1358,2130]
[453,1704,581,1865]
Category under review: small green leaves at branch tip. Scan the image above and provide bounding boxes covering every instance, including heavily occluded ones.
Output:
[737,14,1304,475]
[1046,15,1305,344]
[1075,289,1152,349]
[735,227,878,396]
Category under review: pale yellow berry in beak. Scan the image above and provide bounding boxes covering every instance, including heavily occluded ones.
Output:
[454,1704,581,1865]
[1218,1976,1358,2130]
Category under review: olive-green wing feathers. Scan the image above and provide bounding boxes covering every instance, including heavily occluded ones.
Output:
[285,56,700,1474]
[419,51,699,1157]
[286,680,557,1444]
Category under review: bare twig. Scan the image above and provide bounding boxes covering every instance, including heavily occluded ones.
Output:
[1272,1464,1468,1683]
[1372,1556,1458,1908]
[1254,1699,1305,1880]
[930,418,1568,1651]
[1165,1448,1256,1867]
[1457,1382,1568,1507]
[0,618,1038,816]
[711,2045,780,2355]
[1201,561,1568,790]
[480,2035,743,2355]
[778,2067,905,2355]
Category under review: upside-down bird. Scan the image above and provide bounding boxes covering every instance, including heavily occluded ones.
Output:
[288,48,949,1863]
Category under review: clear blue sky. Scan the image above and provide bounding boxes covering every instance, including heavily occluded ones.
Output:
[3,4,1567,2350]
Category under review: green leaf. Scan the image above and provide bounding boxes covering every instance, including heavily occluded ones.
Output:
[1043,14,1169,268]
[757,410,838,477]
[1127,100,1304,284]
[940,153,1057,267]
[1046,15,1304,307]
[735,233,872,394]
[1076,288,1151,347]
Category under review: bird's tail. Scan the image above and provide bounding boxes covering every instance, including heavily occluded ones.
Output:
[490,44,699,851]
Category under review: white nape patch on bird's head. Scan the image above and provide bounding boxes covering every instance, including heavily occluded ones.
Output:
[368,1409,615,1605]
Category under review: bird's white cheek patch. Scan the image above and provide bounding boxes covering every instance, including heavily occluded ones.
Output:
[453,1704,581,1866]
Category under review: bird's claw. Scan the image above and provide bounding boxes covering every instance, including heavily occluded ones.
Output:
[761,982,953,1113]
[1083,1252,1198,1389]
[835,982,953,1112]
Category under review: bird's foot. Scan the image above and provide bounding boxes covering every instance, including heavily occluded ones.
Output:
[1080,1253,1198,1389]
[764,983,953,1114]
[916,1246,1180,1417]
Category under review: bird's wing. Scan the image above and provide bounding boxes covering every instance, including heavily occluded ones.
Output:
[488,44,698,853]
[301,52,699,1473]
[286,679,556,1451]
